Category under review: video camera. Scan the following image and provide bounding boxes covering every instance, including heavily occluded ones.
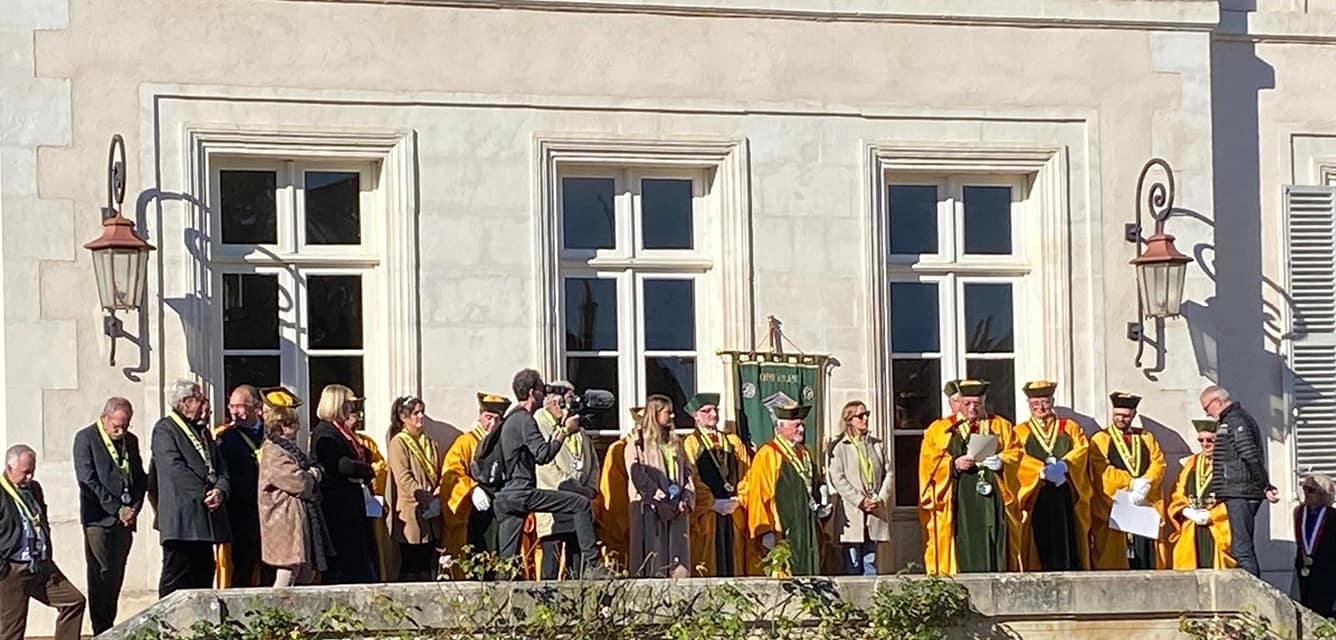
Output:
[545,386,616,428]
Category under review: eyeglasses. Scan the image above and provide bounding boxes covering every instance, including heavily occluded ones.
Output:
[1197,438,1215,444]
[852,412,871,420]
[1304,485,1318,494]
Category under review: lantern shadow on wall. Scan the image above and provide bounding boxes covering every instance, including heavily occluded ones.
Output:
[83,134,155,367]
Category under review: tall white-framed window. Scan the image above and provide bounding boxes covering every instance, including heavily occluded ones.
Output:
[212,158,379,428]
[884,174,1033,507]
[558,168,710,434]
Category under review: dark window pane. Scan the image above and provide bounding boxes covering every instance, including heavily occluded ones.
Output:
[889,185,938,255]
[893,434,924,507]
[220,170,277,244]
[963,283,1014,353]
[567,356,619,430]
[646,356,696,427]
[642,179,693,250]
[307,275,363,350]
[892,358,942,430]
[965,358,1015,423]
[890,282,940,353]
[963,186,1012,255]
[222,274,279,349]
[643,279,695,351]
[562,177,615,251]
[564,278,618,351]
[224,356,280,395]
[305,171,361,245]
[309,356,364,424]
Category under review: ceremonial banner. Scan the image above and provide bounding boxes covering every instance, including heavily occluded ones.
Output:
[722,352,831,454]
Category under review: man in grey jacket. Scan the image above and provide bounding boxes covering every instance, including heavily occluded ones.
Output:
[1201,384,1279,577]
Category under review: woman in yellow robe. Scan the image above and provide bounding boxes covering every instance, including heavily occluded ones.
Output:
[1006,381,1093,572]
[597,407,642,572]
[1089,392,1168,570]
[1168,421,1233,570]
[918,380,1022,576]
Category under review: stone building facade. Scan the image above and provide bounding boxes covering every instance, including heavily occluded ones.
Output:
[3,0,1336,634]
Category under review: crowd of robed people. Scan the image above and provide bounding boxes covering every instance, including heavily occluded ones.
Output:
[3,370,1336,640]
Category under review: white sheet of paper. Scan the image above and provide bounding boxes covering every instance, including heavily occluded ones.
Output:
[1109,489,1161,538]
[966,434,998,460]
[363,485,385,518]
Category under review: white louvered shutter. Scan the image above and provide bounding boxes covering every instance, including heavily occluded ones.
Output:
[1286,186,1336,476]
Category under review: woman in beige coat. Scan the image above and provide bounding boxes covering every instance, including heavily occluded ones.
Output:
[257,388,333,586]
[386,395,443,581]
[827,400,894,576]
[626,394,694,578]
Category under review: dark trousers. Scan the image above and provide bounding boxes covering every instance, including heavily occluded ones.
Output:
[397,542,437,581]
[84,524,132,633]
[323,519,376,585]
[0,561,85,640]
[496,488,598,577]
[1225,498,1263,577]
[539,532,580,580]
[229,523,273,587]
[159,540,216,597]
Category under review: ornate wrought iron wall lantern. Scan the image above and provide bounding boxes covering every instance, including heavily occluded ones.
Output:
[1126,158,1192,368]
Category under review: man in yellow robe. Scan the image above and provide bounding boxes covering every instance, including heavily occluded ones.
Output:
[597,406,642,572]
[1006,380,1092,571]
[1169,420,1233,570]
[1090,392,1167,570]
[438,393,510,578]
[918,379,1021,575]
[745,403,830,576]
[682,393,750,577]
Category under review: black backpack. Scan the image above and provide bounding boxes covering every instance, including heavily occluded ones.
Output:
[470,418,508,490]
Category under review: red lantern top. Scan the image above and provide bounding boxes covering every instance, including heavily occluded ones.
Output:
[83,213,155,253]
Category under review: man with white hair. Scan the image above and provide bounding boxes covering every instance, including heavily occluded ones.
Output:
[151,379,232,597]
[0,444,86,640]
[73,397,147,633]
[1200,384,1278,577]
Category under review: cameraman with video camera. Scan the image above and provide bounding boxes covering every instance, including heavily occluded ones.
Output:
[493,369,607,579]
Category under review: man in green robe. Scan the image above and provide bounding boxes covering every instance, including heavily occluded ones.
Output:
[744,404,831,576]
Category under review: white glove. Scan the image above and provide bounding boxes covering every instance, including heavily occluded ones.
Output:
[982,455,1003,471]
[761,532,777,550]
[1043,464,1068,487]
[1130,477,1151,496]
[816,504,833,519]
[1185,508,1211,527]
[1051,460,1068,478]
[471,487,491,512]
[711,498,737,516]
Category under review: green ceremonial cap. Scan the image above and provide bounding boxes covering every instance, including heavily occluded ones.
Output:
[942,380,961,397]
[1109,392,1142,410]
[684,392,721,415]
[1022,380,1057,398]
[956,379,990,397]
[774,404,812,420]
[1192,419,1218,433]
[477,392,512,415]
[630,406,646,422]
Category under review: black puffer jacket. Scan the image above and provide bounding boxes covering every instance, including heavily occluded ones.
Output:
[1208,403,1271,500]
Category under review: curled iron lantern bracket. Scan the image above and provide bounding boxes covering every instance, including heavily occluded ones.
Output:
[1127,158,1176,369]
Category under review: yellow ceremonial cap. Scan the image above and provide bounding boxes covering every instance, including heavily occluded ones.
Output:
[630,406,646,422]
[477,392,512,416]
[260,386,302,408]
[1022,380,1057,398]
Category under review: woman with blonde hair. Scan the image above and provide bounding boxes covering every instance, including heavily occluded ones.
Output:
[309,384,378,584]
[826,400,893,575]
[626,394,694,578]
[1295,473,1336,615]
[385,395,443,581]
[257,387,333,586]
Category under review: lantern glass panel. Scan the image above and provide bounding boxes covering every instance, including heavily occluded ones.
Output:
[1163,262,1188,317]
[90,248,116,310]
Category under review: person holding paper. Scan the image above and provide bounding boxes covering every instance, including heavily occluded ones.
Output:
[918,379,1020,575]
[1007,380,1091,572]
[386,395,444,581]
[745,403,830,576]
[1090,392,1167,570]
[1168,420,1233,570]
[310,385,377,584]
[682,392,750,578]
